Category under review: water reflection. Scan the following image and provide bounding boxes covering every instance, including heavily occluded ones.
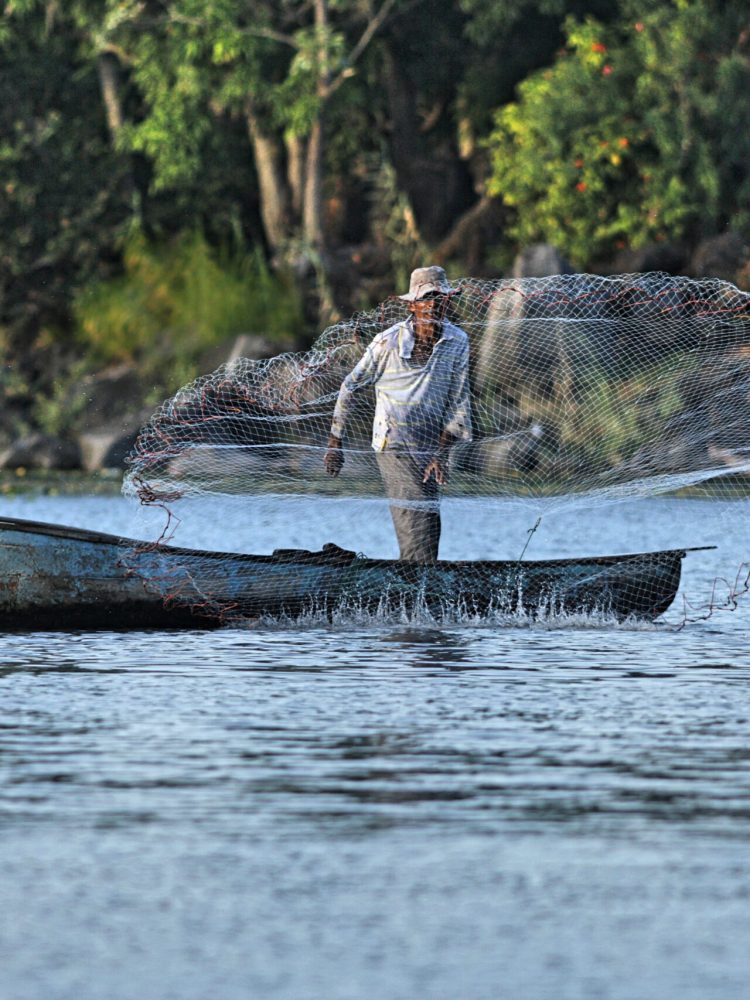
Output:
[377,628,472,669]
[327,731,419,758]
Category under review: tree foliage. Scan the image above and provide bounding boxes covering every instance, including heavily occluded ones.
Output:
[1,0,750,366]
[487,1,750,265]
[0,4,130,342]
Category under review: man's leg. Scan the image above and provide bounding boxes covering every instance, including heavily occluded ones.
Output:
[376,451,441,562]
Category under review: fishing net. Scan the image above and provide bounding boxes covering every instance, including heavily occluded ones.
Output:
[122,271,750,626]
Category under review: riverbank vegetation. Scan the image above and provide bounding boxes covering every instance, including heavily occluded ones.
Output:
[74,232,304,390]
[1,0,749,462]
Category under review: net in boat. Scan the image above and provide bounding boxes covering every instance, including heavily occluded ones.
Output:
[122,271,750,625]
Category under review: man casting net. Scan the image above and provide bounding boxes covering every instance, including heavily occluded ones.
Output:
[122,268,750,625]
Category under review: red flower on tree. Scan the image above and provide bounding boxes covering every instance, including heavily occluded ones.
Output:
[576,182,587,192]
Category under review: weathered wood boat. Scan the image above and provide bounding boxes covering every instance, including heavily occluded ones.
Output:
[0,515,711,630]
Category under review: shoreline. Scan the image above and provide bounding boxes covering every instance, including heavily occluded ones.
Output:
[1,468,748,501]
[0,469,124,498]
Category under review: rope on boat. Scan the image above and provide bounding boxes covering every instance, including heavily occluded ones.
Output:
[517,517,542,563]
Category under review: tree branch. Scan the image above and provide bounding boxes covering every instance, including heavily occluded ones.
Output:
[432,195,497,264]
[166,12,299,49]
[327,0,399,98]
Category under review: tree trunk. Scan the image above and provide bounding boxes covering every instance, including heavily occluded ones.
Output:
[246,106,291,256]
[97,51,124,142]
[285,132,306,223]
[433,195,505,271]
[379,40,474,243]
[302,0,331,254]
[302,116,325,252]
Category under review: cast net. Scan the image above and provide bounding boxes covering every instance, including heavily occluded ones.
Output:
[122,271,750,626]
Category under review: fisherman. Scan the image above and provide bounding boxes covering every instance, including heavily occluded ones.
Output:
[323,265,472,562]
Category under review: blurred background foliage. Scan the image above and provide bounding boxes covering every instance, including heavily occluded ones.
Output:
[487,2,750,265]
[1,0,749,439]
[74,232,304,387]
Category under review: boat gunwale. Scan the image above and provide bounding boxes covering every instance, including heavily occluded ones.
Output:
[0,515,716,569]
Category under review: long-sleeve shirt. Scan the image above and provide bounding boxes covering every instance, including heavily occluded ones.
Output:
[330,319,472,454]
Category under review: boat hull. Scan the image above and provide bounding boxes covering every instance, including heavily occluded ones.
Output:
[0,516,699,630]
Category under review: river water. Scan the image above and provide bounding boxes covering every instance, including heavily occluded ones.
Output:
[2,494,750,1000]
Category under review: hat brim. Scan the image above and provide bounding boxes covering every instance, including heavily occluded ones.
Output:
[398,286,461,301]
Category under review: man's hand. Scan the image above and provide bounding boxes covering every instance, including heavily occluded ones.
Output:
[324,436,344,477]
[423,432,456,485]
[423,456,447,485]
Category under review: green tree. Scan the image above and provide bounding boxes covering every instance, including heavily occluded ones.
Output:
[102,0,399,262]
[0,5,132,347]
[376,0,615,256]
[0,2,259,341]
[486,1,750,267]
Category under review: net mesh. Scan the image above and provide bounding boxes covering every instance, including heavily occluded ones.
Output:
[122,271,750,626]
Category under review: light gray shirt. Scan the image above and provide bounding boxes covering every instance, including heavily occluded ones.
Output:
[330,319,472,454]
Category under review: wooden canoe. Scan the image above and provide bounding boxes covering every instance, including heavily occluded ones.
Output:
[0,515,711,630]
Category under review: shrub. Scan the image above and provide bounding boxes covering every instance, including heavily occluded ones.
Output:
[74,231,305,390]
[486,5,750,267]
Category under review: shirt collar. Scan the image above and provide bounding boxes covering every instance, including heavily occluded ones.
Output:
[398,318,457,359]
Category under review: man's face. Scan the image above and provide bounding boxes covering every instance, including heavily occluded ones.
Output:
[409,292,450,327]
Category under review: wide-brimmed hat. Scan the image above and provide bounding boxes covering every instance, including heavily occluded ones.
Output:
[398,265,458,301]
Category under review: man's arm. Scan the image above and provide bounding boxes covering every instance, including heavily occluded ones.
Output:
[324,341,383,477]
[324,433,344,476]
[422,430,458,485]
[422,338,472,484]
[442,337,472,443]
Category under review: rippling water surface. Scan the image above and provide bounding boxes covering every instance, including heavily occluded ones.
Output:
[2,495,750,1000]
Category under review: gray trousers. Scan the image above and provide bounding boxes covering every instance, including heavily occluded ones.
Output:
[376,450,441,563]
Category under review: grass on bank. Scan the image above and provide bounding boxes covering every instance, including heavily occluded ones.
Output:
[0,468,124,497]
[73,231,306,395]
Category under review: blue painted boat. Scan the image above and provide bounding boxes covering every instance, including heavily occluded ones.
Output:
[0,516,710,630]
